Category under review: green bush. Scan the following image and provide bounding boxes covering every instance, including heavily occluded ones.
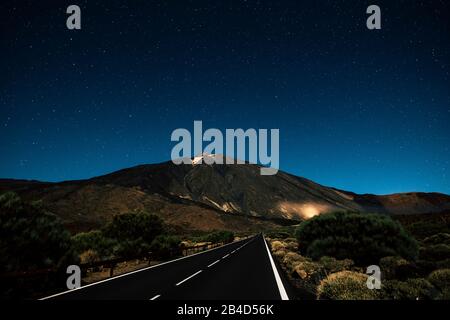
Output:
[428,269,450,299]
[0,192,77,272]
[406,221,450,240]
[317,271,379,300]
[419,244,450,262]
[72,230,117,259]
[381,278,436,300]
[150,235,182,259]
[104,211,164,244]
[295,212,418,265]
[202,230,234,244]
[423,233,450,246]
[113,239,151,258]
[379,256,412,279]
[319,256,354,275]
[266,231,291,239]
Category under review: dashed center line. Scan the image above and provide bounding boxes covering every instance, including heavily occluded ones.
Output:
[149,294,161,300]
[222,254,230,259]
[176,270,203,286]
[207,260,220,268]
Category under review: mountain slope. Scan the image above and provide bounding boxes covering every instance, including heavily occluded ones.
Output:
[1,156,449,232]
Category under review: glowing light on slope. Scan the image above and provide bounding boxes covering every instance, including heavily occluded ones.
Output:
[277,201,333,219]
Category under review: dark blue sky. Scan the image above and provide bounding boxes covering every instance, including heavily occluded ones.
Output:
[1,0,449,195]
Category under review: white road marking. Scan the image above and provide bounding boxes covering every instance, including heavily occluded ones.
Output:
[222,254,230,259]
[262,235,289,300]
[149,294,161,300]
[176,270,203,286]
[40,236,253,300]
[207,260,220,268]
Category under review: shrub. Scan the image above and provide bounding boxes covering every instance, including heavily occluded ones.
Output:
[428,269,450,298]
[381,278,436,300]
[266,231,292,239]
[407,221,450,240]
[150,235,182,259]
[295,212,418,265]
[319,256,354,275]
[419,244,450,262]
[415,260,438,277]
[271,240,286,251]
[423,233,450,246]
[113,239,151,258]
[437,288,450,300]
[72,230,117,259]
[293,260,324,282]
[273,249,287,259]
[284,239,298,251]
[282,252,307,269]
[317,271,378,300]
[79,249,100,264]
[203,230,235,244]
[104,212,164,244]
[0,192,77,273]
[379,256,411,279]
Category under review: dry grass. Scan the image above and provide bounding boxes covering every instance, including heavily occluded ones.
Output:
[317,271,378,300]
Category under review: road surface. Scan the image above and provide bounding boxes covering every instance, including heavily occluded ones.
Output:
[41,234,290,300]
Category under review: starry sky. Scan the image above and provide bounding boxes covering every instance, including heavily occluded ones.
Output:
[1,0,449,195]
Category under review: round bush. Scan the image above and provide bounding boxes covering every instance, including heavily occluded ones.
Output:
[294,260,324,282]
[295,212,418,265]
[72,230,117,259]
[272,249,287,260]
[381,278,436,300]
[428,269,450,291]
[319,256,354,274]
[104,211,164,244]
[423,233,450,246]
[317,271,379,300]
[150,235,182,259]
[271,240,286,251]
[419,244,450,262]
[379,256,411,279]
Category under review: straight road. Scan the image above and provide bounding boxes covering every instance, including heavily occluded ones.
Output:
[41,234,290,300]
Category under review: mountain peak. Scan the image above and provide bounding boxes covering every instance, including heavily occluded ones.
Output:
[191,153,240,165]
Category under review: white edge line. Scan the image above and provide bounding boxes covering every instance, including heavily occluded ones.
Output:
[39,237,253,300]
[149,294,161,300]
[207,260,220,268]
[175,270,202,286]
[262,235,289,300]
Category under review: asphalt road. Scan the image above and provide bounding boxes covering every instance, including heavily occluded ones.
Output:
[41,234,290,300]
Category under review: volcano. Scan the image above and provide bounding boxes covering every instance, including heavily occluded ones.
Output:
[1,155,449,232]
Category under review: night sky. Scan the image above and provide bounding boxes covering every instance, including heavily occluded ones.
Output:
[1,0,449,195]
